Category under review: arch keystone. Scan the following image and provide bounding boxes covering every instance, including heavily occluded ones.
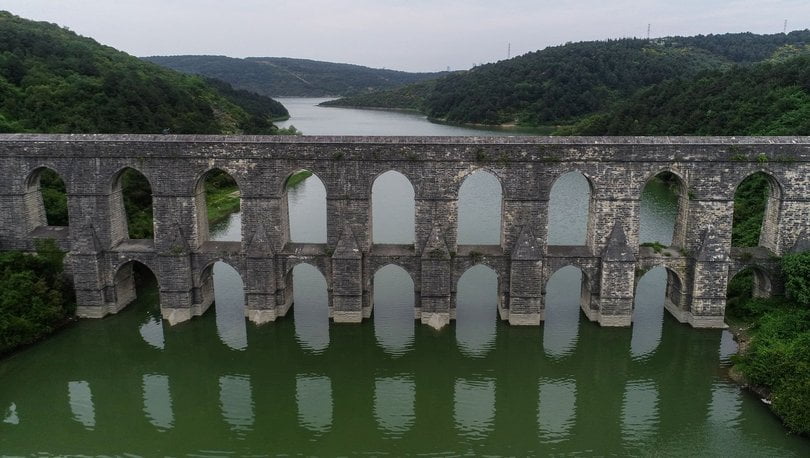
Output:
[422,226,450,259]
[333,225,361,259]
[166,224,190,256]
[247,224,274,257]
[512,225,541,260]
[697,225,728,262]
[73,224,102,254]
[603,223,635,262]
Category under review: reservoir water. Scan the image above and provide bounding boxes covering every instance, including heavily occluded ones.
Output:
[0,99,807,455]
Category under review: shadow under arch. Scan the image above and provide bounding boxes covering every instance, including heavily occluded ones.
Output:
[371,170,415,244]
[457,169,503,246]
[24,166,70,232]
[109,166,154,243]
[639,170,689,249]
[547,170,595,246]
[372,264,417,355]
[282,169,327,244]
[455,264,499,357]
[726,264,776,314]
[732,170,783,252]
[193,168,242,244]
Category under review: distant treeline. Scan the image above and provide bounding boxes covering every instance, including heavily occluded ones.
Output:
[0,11,289,134]
[144,55,448,97]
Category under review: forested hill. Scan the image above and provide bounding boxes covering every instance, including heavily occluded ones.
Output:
[565,55,810,135]
[326,31,810,128]
[143,55,447,97]
[0,11,289,134]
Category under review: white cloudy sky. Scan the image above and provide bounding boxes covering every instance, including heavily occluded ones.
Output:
[1,0,808,72]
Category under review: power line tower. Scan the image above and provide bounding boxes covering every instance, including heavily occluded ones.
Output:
[783,19,788,34]
[647,23,651,40]
[508,43,511,59]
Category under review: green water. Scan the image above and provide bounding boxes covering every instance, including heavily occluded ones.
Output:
[1,281,806,456]
[1,104,808,455]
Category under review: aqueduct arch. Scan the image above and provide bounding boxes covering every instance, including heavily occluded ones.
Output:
[1,134,808,330]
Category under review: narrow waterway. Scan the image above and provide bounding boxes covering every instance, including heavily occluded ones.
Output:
[0,99,807,455]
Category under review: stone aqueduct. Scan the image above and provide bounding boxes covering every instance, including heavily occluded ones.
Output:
[1,135,808,329]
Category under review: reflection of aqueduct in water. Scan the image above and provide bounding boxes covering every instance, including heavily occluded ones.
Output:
[2,135,808,329]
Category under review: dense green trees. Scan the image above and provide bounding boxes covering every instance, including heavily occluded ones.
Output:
[0,11,288,135]
[570,56,810,135]
[328,31,810,129]
[731,173,770,247]
[728,252,810,435]
[0,241,74,356]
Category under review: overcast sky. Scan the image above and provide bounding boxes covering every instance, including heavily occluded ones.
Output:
[2,0,809,72]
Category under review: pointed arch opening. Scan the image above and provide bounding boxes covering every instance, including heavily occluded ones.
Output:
[114,260,159,315]
[456,264,498,357]
[458,170,502,245]
[372,171,415,244]
[24,167,69,232]
[200,260,247,351]
[632,266,684,359]
[639,171,688,249]
[732,171,782,251]
[114,260,164,348]
[286,263,330,352]
[548,171,593,246]
[284,170,327,244]
[543,265,586,358]
[110,167,153,243]
[726,266,775,320]
[195,169,241,243]
[372,264,416,355]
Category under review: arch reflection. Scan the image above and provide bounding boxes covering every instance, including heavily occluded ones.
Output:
[374,376,416,435]
[296,375,333,433]
[453,378,495,438]
[219,374,254,434]
[68,380,95,430]
[142,374,174,431]
[538,378,576,442]
[621,379,659,444]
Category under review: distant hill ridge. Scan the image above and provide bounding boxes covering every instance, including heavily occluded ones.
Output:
[323,30,810,131]
[144,55,448,97]
[0,11,289,134]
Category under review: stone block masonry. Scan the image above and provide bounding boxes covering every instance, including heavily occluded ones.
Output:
[1,134,808,330]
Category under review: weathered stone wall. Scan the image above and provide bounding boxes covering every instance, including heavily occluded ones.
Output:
[1,134,808,329]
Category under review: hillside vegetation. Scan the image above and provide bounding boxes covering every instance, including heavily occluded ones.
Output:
[327,31,810,128]
[566,55,810,135]
[144,55,446,97]
[0,11,289,134]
